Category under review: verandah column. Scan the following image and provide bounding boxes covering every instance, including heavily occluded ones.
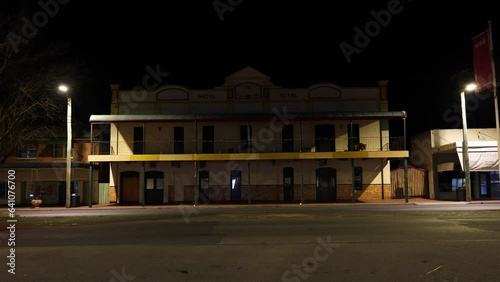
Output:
[247,121,252,204]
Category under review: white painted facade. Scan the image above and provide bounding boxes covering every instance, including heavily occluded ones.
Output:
[90,66,408,204]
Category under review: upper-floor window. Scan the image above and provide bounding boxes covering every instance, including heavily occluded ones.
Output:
[315,124,335,152]
[133,127,144,154]
[348,124,360,151]
[53,144,67,158]
[202,126,214,153]
[240,125,252,152]
[174,127,184,154]
[282,125,294,152]
[18,144,37,159]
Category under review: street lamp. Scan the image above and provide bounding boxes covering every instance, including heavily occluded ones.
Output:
[460,83,477,202]
[58,84,71,208]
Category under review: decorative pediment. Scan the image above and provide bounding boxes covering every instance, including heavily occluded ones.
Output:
[308,84,342,99]
[156,86,190,101]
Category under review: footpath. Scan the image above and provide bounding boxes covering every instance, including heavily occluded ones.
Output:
[8,197,500,212]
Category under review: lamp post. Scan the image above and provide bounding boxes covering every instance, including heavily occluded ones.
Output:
[460,83,477,202]
[58,84,71,208]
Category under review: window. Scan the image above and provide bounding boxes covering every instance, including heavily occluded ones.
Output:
[451,177,465,192]
[315,124,335,152]
[18,144,37,158]
[354,167,363,190]
[133,127,144,154]
[348,124,360,151]
[145,171,164,190]
[240,125,252,152]
[53,144,66,158]
[174,127,184,154]
[202,126,214,153]
[282,125,294,152]
[199,171,209,190]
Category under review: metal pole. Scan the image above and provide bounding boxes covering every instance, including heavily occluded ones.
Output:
[299,120,303,152]
[247,161,251,204]
[404,118,409,203]
[247,122,251,204]
[89,164,93,208]
[461,92,472,202]
[488,21,500,181]
[141,161,145,207]
[351,158,355,203]
[380,119,384,200]
[194,161,198,206]
[194,120,198,206]
[66,95,72,208]
[300,174,304,205]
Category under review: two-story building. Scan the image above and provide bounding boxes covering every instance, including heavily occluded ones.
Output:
[0,130,99,206]
[88,66,409,205]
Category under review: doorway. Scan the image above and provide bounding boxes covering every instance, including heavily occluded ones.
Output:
[316,168,336,202]
[230,170,242,202]
[198,170,210,204]
[121,171,140,203]
[283,167,294,201]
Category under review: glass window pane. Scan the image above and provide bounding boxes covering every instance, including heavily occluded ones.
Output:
[156,178,164,190]
[146,179,154,189]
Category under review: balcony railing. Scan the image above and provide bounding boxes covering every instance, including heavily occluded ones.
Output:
[91,136,406,155]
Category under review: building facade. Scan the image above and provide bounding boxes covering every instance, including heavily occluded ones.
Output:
[89,67,409,205]
[0,133,99,206]
[410,128,499,200]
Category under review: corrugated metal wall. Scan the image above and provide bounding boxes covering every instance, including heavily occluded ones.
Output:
[391,167,427,197]
[98,183,110,204]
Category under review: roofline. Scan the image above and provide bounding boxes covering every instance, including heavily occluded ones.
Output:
[89,111,407,123]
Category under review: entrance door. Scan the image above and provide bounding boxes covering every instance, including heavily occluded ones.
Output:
[121,171,140,203]
[283,167,294,201]
[145,171,164,205]
[198,171,210,204]
[316,168,336,202]
[230,170,242,202]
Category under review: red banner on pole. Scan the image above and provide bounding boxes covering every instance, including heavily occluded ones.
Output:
[472,29,494,92]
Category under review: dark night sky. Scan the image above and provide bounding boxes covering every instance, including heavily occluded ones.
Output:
[10,0,500,138]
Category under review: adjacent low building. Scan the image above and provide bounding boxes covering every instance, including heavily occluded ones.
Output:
[410,128,499,200]
[0,131,99,206]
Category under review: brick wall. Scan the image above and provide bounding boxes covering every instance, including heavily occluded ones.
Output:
[109,186,117,202]
[337,184,391,201]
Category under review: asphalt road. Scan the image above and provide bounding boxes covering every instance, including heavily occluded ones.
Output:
[1,204,500,282]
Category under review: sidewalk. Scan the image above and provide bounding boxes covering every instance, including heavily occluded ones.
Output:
[10,197,500,211]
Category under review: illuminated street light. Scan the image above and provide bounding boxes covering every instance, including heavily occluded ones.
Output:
[460,83,477,202]
[58,84,71,208]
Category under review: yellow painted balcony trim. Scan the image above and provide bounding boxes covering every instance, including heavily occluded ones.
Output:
[88,151,409,162]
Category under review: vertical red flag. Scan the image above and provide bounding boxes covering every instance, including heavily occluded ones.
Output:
[472,29,494,92]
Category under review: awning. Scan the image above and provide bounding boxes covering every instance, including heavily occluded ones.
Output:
[456,141,499,171]
[89,111,407,123]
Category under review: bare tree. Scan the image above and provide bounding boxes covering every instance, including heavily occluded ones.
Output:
[0,3,79,164]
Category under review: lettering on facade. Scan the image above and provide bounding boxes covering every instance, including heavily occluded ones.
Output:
[197,94,217,99]
[280,93,298,98]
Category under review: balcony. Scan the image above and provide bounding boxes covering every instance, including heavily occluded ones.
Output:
[88,136,408,162]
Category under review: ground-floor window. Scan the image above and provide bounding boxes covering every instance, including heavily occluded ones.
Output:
[146,171,164,190]
[438,171,464,192]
